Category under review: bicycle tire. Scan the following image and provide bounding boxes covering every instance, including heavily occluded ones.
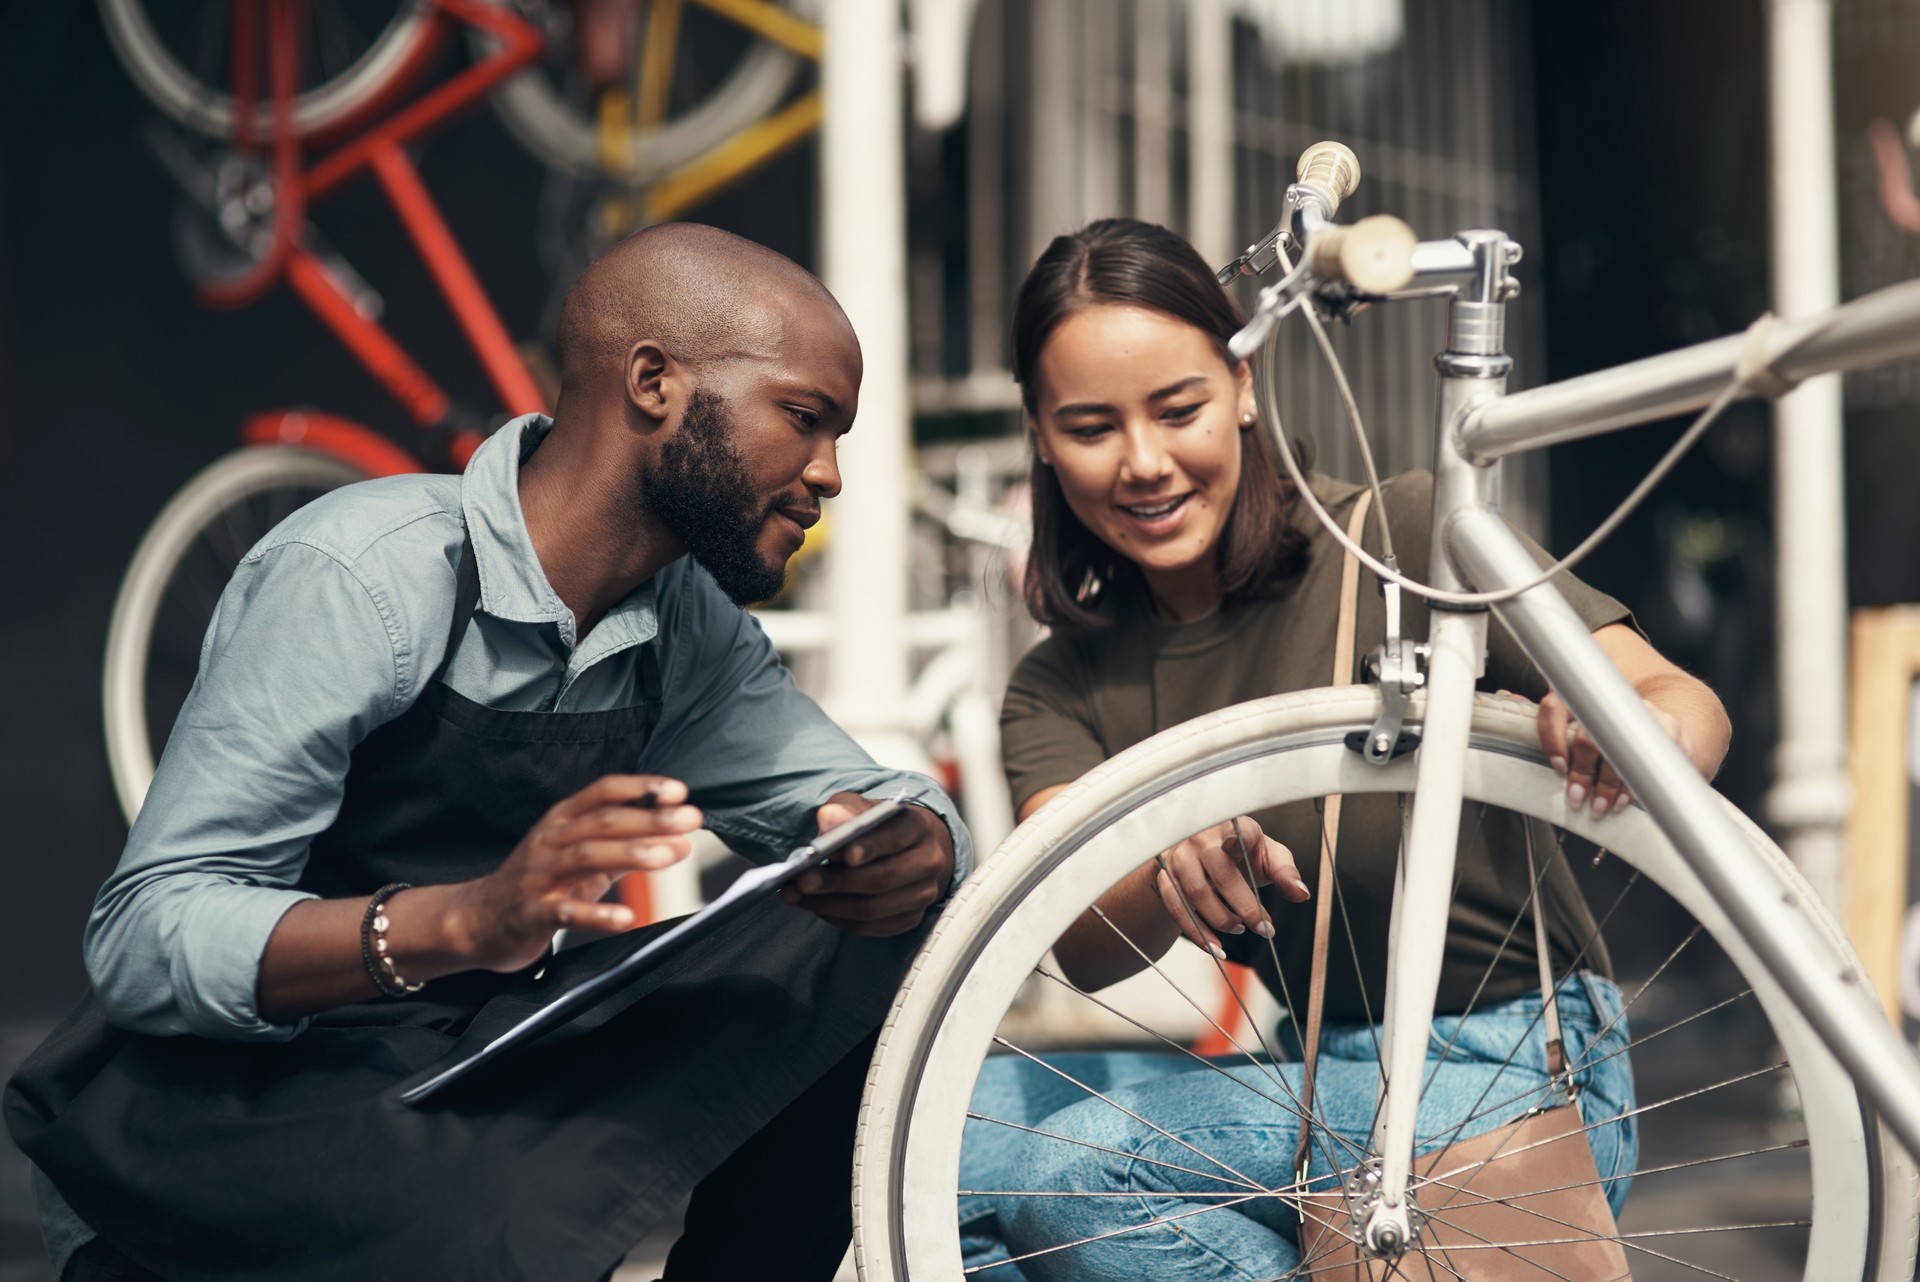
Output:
[854,687,1920,1281]
[473,0,815,182]
[103,447,367,824]
[98,0,436,140]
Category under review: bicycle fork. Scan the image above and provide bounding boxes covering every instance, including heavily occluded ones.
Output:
[1353,231,1513,1259]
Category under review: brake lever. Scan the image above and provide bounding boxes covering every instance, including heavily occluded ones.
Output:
[1216,222,1299,284]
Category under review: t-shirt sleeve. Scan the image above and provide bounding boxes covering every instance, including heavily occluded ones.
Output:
[1000,636,1109,813]
[1377,473,1634,700]
[1484,527,1636,699]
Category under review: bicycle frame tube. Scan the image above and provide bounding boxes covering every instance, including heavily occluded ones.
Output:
[1458,276,1920,461]
[1446,508,1920,1163]
[222,0,547,433]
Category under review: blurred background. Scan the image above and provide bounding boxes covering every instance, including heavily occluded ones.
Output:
[6,0,1920,1277]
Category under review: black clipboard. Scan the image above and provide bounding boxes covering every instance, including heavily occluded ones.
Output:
[399,788,930,1105]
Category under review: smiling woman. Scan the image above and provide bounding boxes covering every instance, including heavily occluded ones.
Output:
[1013,221,1310,633]
[953,219,1733,1280]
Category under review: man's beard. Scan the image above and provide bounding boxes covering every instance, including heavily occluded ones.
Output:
[642,388,790,605]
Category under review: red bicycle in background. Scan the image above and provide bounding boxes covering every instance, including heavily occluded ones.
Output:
[100,0,550,829]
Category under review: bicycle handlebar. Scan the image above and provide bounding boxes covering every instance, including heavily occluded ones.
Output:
[1223,141,1426,358]
[1293,141,1362,218]
[1306,215,1419,295]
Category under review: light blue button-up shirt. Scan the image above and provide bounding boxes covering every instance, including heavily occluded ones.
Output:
[83,414,971,1043]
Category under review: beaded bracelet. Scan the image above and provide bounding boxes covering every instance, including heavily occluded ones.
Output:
[361,882,425,998]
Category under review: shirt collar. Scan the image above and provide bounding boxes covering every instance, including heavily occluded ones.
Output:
[460,414,660,654]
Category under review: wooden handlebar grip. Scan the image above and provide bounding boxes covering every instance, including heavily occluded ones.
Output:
[1307,215,1418,295]
[1295,141,1362,215]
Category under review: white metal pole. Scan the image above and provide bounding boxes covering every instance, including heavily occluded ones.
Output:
[1133,0,1172,226]
[821,0,923,768]
[1764,0,1851,911]
[1185,0,1235,264]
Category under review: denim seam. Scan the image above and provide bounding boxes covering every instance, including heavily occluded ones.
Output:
[1117,1158,1267,1282]
[239,536,415,716]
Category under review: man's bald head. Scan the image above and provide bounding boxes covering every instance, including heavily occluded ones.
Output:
[556,223,853,392]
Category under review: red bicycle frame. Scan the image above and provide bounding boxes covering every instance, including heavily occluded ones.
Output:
[215,0,548,474]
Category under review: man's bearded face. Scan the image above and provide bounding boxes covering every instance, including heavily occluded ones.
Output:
[642,388,792,605]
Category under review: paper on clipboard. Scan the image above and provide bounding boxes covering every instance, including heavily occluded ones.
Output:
[399,787,930,1105]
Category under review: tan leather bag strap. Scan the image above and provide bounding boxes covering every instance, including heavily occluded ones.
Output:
[1526,822,1569,1082]
[1292,489,1373,1182]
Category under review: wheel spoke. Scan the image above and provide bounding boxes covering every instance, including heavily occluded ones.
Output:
[960,1188,1256,1199]
[988,1038,1270,1189]
[169,540,230,620]
[1400,1203,1622,1282]
[1084,903,1296,1103]
[962,1189,1275,1274]
[1224,814,1386,1210]
[1139,843,1369,1188]
[1149,848,1299,1081]
[1583,920,1706,1056]
[1417,1060,1786,1199]
[1026,965,1368,1168]
[1414,829,1642,1166]
[1419,1137,1805,1211]
[963,1110,1261,1190]
[1419,987,1758,1148]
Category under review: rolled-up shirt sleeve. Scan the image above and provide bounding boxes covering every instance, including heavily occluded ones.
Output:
[644,563,973,889]
[85,538,405,1041]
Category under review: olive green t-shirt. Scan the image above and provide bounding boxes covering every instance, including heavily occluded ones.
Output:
[1000,472,1633,1021]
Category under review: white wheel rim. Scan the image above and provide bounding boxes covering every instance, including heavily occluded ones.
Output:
[102,448,365,823]
[98,0,435,139]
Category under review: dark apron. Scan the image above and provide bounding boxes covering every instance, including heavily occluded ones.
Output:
[7,537,922,1282]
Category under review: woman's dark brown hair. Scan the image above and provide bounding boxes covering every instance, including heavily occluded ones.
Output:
[1013,217,1309,631]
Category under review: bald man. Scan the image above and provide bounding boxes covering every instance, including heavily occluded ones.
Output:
[8,226,971,1282]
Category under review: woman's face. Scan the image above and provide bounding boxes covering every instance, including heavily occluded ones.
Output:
[1031,303,1254,621]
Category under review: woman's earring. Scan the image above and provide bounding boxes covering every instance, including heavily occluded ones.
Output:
[1240,410,1257,428]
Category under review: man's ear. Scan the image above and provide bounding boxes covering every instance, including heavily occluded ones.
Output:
[625,339,675,424]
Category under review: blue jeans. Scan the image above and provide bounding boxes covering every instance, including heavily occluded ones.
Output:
[959,975,1636,1282]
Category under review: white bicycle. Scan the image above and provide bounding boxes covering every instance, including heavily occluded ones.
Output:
[853,143,1920,1280]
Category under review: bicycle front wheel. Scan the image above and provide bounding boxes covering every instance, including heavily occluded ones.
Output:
[103,447,366,824]
[855,688,1917,1281]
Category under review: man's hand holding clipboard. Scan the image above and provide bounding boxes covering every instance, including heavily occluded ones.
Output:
[782,789,957,935]
[398,784,951,1105]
